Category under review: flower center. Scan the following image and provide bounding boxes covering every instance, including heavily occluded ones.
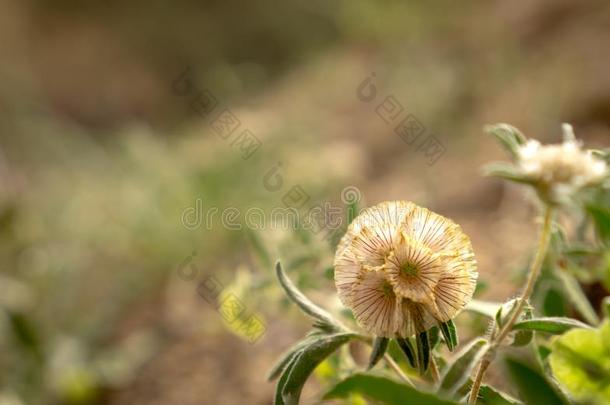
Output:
[382,281,395,297]
[400,262,420,277]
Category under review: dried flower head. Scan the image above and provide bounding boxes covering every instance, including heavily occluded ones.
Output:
[334,201,477,337]
[516,124,607,202]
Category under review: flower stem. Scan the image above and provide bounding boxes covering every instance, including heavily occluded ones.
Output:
[429,356,441,383]
[468,205,554,404]
[383,353,414,387]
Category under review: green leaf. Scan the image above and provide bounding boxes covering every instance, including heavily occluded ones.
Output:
[512,317,592,334]
[482,163,533,184]
[541,285,568,317]
[491,299,532,346]
[274,352,300,405]
[465,299,502,318]
[587,204,610,246]
[416,331,430,374]
[495,299,519,329]
[396,338,417,368]
[324,373,457,405]
[538,344,552,361]
[563,244,602,257]
[556,269,600,325]
[428,326,441,349]
[505,357,567,405]
[511,330,533,346]
[495,303,504,328]
[439,320,458,351]
[511,305,533,347]
[368,337,389,370]
[549,321,610,404]
[275,262,343,332]
[485,123,527,159]
[439,338,488,395]
[477,385,523,405]
[268,336,319,381]
[279,332,356,405]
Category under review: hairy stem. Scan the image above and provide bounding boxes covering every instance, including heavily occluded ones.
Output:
[468,205,554,404]
[469,356,492,404]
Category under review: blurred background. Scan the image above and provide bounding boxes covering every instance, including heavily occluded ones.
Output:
[1,0,609,404]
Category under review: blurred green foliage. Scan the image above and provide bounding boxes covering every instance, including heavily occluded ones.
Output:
[1,0,609,403]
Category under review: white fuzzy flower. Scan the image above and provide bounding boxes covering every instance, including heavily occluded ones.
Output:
[334,201,477,338]
[516,125,607,201]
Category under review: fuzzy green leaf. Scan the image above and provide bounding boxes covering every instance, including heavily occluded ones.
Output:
[275,262,343,332]
[465,299,502,318]
[274,352,300,405]
[495,299,520,329]
[512,317,592,334]
[549,321,610,404]
[505,357,567,405]
[485,123,527,159]
[416,331,430,374]
[429,326,441,349]
[396,337,417,368]
[278,332,357,404]
[541,285,568,317]
[268,336,319,381]
[324,373,457,405]
[368,337,389,370]
[477,385,524,405]
[556,269,600,325]
[512,306,533,347]
[439,320,458,351]
[439,338,488,395]
[492,299,534,346]
[482,163,533,184]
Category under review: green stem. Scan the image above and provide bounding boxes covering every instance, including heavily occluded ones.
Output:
[468,205,554,404]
